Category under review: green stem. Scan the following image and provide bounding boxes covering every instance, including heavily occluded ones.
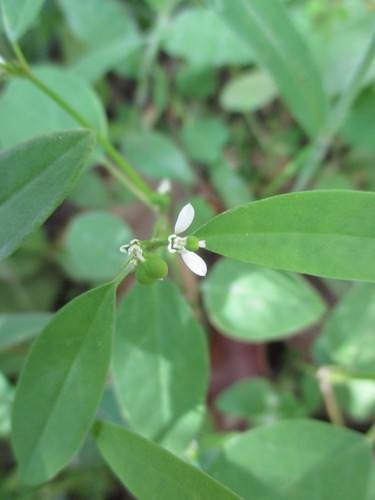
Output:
[245,114,272,160]
[101,158,153,208]
[317,367,345,427]
[113,261,134,287]
[135,9,170,107]
[10,42,154,206]
[261,143,314,198]
[292,23,375,191]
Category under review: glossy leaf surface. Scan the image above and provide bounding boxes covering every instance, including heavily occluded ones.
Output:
[195,191,375,281]
[202,259,325,341]
[208,420,372,500]
[12,283,116,485]
[94,421,242,500]
[314,283,375,376]
[0,130,95,261]
[113,280,209,455]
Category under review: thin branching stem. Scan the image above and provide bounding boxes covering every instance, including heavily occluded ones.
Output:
[10,41,155,208]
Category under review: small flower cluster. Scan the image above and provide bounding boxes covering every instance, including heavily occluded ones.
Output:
[120,203,207,284]
[167,203,207,277]
[119,239,145,264]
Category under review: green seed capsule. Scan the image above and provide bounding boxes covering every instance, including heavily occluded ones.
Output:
[135,265,156,285]
[185,236,200,252]
[144,254,168,280]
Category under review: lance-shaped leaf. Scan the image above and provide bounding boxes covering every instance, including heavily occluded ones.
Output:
[204,0,328,137]
[0,0,45,41]
[113,280,209,455]
[94,421,242,500]
[0,129,95,262]
[195,191,375,282]
[12,282,116,485]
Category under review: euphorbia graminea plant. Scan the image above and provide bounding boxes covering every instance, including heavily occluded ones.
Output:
[1,1,375,499]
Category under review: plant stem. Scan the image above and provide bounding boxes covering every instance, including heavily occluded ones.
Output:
[292,23,375,190]
[317,367,345,427]
[10,41,154,206]
[113,261,134,287]
[101,158,153,208]
[135,9,170,107]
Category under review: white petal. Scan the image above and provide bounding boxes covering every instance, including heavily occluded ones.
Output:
[157,178,171,194]
[181,251,207,276]
[174,203,195,234]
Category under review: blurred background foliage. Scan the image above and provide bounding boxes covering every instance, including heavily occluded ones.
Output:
[0,0,375,498]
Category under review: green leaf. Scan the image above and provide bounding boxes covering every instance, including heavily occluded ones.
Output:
[0,66,107,150]
[205,0,328,136]
[207,420,372,500]
[69,170,112,209]
[144,0,181,11]
[216,377,307,426]
[314,16,375,96]
[195,191,375,282]
[314,283,375,375]
[341,86,375,153]
[122,130,193,185]
[0,312,53,351]
[58,0,141,83]
[12,283,116,485]
[210,160,253,209]
[62,211,132,282]
[113,280,209,455]
[94,420,242,500]
[175,65,217,99]
[334,379,375,422]
[366,464,375,500]
[181,117,229,165]
[0,228,48,278]
[220,70,278,113]
[203,259,325,342]
[0,130,95,262]
[0,264,62,313]
[163,7,253,67]
[0,0,45,41]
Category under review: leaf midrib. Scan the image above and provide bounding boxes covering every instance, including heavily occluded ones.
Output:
[19,286,113,476]
[0,134,87,206]
[203,230,375,241]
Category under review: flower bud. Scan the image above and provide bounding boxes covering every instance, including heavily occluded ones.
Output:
[185,236,200,252]
[143,254,168,280]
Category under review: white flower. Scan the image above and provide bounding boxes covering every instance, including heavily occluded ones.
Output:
[168,203,207,277]
[157,178,171,194]
[119,239,145,264]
